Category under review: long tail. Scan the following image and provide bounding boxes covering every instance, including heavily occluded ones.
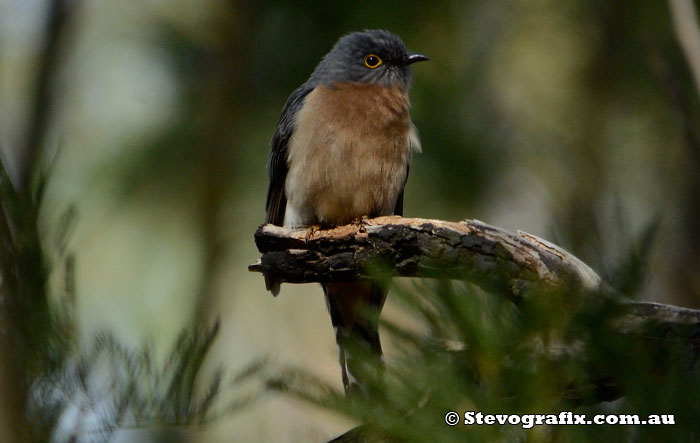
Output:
[323,281,388,397]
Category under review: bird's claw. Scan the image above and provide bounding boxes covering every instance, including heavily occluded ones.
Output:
[305,224,322,242]
[353,216,369,233]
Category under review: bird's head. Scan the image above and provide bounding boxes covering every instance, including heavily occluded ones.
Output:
[310,29,429,90]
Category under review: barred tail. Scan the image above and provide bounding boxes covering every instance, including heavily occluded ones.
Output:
[323,281,387,397]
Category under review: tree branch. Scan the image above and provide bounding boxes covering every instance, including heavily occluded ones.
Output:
[251,216,604,296]
[251,216,700,408]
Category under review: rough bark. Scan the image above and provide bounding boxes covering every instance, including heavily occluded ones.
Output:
[251,216,700,409]
[251,216,604,296]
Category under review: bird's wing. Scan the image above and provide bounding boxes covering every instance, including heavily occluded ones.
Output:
[265,83,315,226]
[394,122,420,217]
[393,165,409,216]
[264,83,315,295]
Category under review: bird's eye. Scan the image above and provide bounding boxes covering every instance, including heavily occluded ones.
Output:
[364,54,382,69]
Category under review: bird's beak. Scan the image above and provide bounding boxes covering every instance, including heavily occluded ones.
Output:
[403,53,430,65]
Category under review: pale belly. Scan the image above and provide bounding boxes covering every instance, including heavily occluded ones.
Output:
[284,136,409,227]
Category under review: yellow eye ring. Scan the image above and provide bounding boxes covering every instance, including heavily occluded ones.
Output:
[364,54,382,69]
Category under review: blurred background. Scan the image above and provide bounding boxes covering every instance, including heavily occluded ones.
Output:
[1,0,699,441]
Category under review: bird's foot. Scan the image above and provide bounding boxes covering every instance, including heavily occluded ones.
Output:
[305,224,323,242]
[353,216,370,233]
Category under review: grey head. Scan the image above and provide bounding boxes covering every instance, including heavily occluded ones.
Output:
[308,29,429,90]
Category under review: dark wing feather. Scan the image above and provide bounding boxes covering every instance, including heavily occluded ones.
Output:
[265,83,315,225]
[393,165,410,216]
[264,83,315,295]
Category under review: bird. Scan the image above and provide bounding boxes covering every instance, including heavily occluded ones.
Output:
[264,30,428,396]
